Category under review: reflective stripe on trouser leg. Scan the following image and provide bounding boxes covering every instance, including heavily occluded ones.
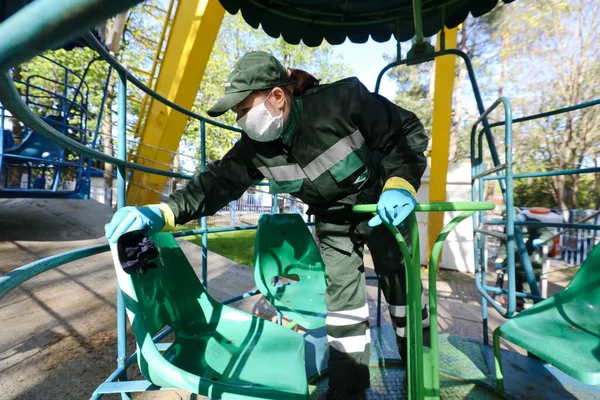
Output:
[388,291,430,338]
[316,218,371,392]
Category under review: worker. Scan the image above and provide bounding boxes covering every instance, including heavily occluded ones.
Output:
[495,207,559,310]
[105,51,429,400]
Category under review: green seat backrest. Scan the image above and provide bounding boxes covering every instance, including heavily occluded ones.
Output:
[552,241,600,322]
[112,233,221,340]
[254,214,327,329]
[111,233,310,399]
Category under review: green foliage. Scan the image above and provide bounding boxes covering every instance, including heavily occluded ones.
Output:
[385,0,600,211]
[386,53,434,140]
[18,47,110,136]
[489,0,600,210]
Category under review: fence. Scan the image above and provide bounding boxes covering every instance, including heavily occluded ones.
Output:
[486,207,600,266]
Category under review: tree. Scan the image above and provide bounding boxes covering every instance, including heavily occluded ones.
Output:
[490,0,600,212]
[386,50,434,143]
[386,1,600,213]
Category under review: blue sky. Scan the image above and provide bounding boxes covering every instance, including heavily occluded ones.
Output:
[333,38,400,101]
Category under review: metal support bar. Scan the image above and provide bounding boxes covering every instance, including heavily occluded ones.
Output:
[473,228,507,240]
[200,121,208,289]
[472,164,506,181]
[483,285,544,301]
[486,97,600,130]
[483,220,600,230]
[482,166,600,180]
[541,246,549,298]
[411,0,424,45]
[116,71,132,400]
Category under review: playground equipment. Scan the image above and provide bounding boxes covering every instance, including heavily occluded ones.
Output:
[254,213,327,330]
[0,0,599,399]
[494,239,600,392]
[0,51,109,198]
[110,231,309,399]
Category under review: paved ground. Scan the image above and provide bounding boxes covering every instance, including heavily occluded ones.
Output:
[0,198,575,399]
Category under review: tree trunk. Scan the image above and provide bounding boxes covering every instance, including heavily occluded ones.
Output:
[102,74,116,203]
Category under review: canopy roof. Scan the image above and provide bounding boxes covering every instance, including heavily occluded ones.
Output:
[218,0,514,47]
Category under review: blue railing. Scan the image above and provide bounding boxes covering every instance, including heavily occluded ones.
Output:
[0,53,107,197]
[471,94,600,343]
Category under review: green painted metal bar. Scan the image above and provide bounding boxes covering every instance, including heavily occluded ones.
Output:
[353,202,494,400]
[0,244,108,299]
[0,0,143,70]
[482,166,600,180]
[0,72,193,180]
[200,121,209,289]
[411,0,424,45]
[493,329,505,394]
[386,215,422,399]
[428,210,477,398]
[116,71,131,400]
[353,202,495,213]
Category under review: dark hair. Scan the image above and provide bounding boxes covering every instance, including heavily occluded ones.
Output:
[287,68,320,97]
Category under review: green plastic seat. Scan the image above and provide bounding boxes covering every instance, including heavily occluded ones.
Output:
[110,232,309,400]
[494,242,600,390]
[254,214,327,329]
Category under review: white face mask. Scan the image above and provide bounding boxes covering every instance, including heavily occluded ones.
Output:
[237,95,283,142]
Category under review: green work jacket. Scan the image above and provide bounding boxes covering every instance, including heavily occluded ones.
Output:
[165,77,428,225]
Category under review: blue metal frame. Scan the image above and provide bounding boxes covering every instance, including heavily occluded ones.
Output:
[0,53,103,199]
[470,90,600,343]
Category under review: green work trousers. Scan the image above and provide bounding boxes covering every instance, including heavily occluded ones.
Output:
[315,214,429,392]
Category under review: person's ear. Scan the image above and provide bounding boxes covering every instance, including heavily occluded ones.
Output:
[270,87,286,111]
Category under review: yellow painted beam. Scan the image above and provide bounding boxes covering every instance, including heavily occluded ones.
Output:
[426,27,458,263]
[126,0,225,206]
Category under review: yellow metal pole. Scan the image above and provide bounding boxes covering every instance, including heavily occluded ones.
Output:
[131,0,176,138]
[126,0,225,206]
[426,26,458,263]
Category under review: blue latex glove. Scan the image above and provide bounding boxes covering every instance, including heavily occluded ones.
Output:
[532,238,544,248]
[368,189,417,227]
[105,206,164,243]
